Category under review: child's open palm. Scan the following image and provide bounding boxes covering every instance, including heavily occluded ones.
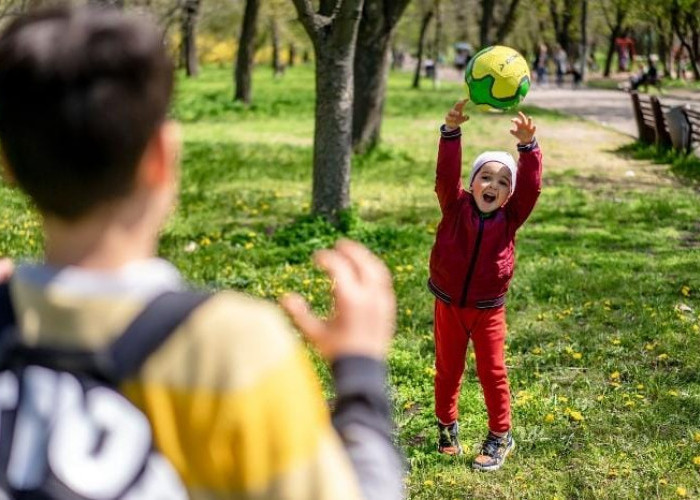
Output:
[510,111,536,145]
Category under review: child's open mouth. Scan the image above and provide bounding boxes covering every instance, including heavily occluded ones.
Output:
[483,193,496,203]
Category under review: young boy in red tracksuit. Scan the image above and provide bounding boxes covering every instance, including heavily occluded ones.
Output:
[428,99,542,471]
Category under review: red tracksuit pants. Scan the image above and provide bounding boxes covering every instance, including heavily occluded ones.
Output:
[433,300,511,433]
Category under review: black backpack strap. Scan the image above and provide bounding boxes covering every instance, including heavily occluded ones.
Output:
[0,282,16,334]
[100,290,211,384]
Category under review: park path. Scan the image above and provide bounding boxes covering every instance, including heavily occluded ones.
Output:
[436,65,700,139]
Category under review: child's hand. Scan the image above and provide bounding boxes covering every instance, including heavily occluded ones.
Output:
[280,240,396,362]
[445,99,469,131]
[510,111,536,145]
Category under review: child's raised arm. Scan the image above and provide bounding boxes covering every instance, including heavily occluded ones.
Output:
[506,111,542,228]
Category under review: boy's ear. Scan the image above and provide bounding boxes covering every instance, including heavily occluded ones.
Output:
[138,121,182,188]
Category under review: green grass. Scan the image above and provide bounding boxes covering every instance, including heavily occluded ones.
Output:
[2,64,700,499]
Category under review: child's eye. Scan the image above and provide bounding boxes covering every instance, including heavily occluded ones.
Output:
[499,180,509,187]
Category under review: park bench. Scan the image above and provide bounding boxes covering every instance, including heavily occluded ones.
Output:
[630,91,672,148]
[631,91,699,155]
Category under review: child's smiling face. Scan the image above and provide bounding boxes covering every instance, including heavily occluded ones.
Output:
[470,161,512,213]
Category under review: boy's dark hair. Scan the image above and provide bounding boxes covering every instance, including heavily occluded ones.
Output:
[0,6,174,220]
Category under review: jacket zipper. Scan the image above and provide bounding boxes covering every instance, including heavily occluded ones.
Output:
[459,214,485,307]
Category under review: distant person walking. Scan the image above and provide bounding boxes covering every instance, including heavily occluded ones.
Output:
[533,43,548,86]
[554,45,568,87]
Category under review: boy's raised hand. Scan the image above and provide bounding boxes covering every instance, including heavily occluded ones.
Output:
[280,240,396,362]
[445,99,469,131]
[510,111,536,145]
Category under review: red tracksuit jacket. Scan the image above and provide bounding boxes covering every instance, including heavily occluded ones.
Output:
[428,127,543,308]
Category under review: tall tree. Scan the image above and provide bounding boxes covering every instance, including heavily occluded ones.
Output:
[579,0,587,81]
[412,8,433,88]
[599,0,632,77]
[270,16,284,77]
[480,0,521,48]
[291,0,365,220]
[549,0,578,53]
[352,0,412,153]
[181,0,200,77]
[234,0,261,103]
[671,0,700,80]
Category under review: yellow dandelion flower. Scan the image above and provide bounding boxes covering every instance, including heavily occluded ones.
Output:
[544,413,555,423]
[624,401,636,408]
[658,478,668,485]
[424,367,437,377]
[244,242,254,250]
[611,338,621,345]
[693,325,699,333]
[200,237,211,247]
[607,468,618,478]
[532,347,542,355]
[403,401,414,410]
[559,396,569,403]
[676,486,687,497]
[610,371,620,380]
[405,308,413,316]
[693,432,700,442]
[636,384,644,390]
[657,353,669,361]
[469,352,476,360]
[423,480,434,487]
[572,352,582,360]
[667,390,679,397]
[681,286,691,297]
[395,265,404,272]
[405,264,414,271]
[568,410,584,421]
[302,279,311,286]
[645,343,655,351]
[596,395,605,401]
[692,456,700,466]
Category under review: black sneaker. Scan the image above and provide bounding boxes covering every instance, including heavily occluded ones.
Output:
[437,421,462,455]
[472,431,514,471]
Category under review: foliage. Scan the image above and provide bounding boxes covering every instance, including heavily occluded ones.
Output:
[1,65,700,498]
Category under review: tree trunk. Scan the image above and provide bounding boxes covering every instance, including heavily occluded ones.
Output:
[432,0,441,86]
[270,17,284,77]
[234,0,260,103]
[479,0,495,48]
[494,0,521,45]
[181,0,200,77]
[412,10,433,89]
[352,11,393,153]
[288,43,296,67]
[291,0,365,222]
[579,0,587,82]
[603,25,620,77]
[312,51,355,217]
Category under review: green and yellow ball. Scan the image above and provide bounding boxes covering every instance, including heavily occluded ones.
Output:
[465,45,530,110]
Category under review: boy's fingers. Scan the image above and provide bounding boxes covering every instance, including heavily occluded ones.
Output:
[335,239,392,289]
[454,99,468,113]
[279,293,326,345]
[0,258,14,283]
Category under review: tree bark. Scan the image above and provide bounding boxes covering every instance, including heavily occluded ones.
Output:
[494,0,521,45]
[234,0,260,103]
[270,17,284,77]
[288,43,296,67]
[353,29,391,153]
[412,10,433,89]
[181,0,200,77]
[291,0,365,221]
[579,0,587,81]
[479,0,495,48]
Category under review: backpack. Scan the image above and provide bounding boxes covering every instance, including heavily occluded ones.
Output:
[0,283,209,499]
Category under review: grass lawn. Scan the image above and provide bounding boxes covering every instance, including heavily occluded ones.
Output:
[1,64,700,499]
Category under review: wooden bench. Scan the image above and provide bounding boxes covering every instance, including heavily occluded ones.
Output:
[630,91,672,148]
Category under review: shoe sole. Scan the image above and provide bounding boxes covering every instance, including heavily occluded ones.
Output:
[472,440,515,472]
[437,445,463,456]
